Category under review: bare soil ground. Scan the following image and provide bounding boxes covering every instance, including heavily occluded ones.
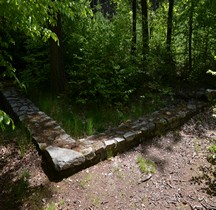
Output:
[0,107,216,210]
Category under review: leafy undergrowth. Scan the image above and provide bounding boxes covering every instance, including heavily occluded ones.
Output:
[29,90,173,139]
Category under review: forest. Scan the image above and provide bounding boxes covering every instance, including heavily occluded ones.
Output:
[1,0,216,134]
[0,1,216,209]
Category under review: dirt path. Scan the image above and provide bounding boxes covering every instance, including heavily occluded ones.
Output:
[0,107,216,210]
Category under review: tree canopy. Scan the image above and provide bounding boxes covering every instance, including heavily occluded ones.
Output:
[0,0,89,72]
[0,0,216,115]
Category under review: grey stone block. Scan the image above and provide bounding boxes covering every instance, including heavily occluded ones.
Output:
[11,102,22,108]
[59,133,71,140]
[19,115,27,121]
[114,137,127,152]
[123,131,137,141]
[176,111,187,119]
[104,139,117,149]
[140,122,155,133]
[93,141,105,155]
[131,120,148,130]
[38,143,48,150]
[115,130,125,135]
[187,103,196,110]
[16,110,27,117]
[163,115,178,128]
[19,106,29,111]
[114,137,125,144]
[81,147,96,160]
[44,146,85,171]
[53,125,62,130]
[44,120,57,127]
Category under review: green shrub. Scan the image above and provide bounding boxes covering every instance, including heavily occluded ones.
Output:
[64,9,139,105]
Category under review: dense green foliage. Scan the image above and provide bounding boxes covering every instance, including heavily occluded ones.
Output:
[1,0,216,128]
[15,0,216,103]
[0,110,14,131]
[0,0,89,82]
[64,7,138,104]
[0,0,89,126]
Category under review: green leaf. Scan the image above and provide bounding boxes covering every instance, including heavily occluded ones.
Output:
[3,115,11,125]
[0,116,3,123]
[207,70,216,76]
[0,110,15,131]
[50,32,59,45]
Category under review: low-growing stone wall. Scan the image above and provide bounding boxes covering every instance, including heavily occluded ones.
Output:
[1,87,215,179]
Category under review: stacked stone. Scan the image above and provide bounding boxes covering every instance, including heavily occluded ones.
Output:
[1,87,214,178]
[1,88,80,172]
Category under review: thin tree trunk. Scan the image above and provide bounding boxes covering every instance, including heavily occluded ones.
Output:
[204,30,209,67]
[166,0,174,53]
[141,0,149,59]
[131,0,137,53]
[49,13,65,95]
[188,1,194,73]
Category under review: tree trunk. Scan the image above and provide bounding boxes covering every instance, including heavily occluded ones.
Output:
[166,0,174,53]
[188,1,194,73]
[204,32,209,60]
[49,13,65,95]
[131,0,137,53]
[141,0,149,59]
[152,0,157,11]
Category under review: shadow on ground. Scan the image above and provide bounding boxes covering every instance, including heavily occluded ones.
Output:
[0,132,54,210]
[191,164,216,196]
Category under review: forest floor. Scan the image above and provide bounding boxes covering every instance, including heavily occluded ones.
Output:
[0,107,216,210]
